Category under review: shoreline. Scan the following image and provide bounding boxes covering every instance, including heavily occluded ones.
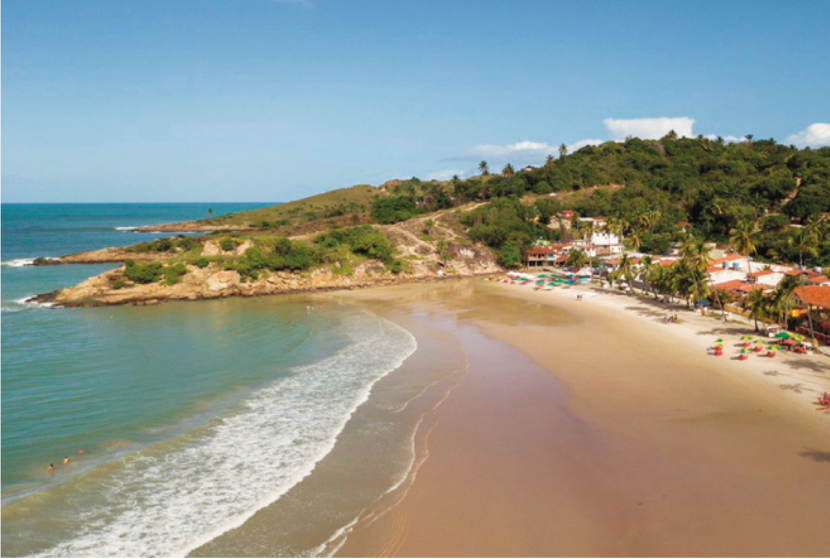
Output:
[330,278,830,556]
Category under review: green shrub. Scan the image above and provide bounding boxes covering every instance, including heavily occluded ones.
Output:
[124,261,163,284]
[160,263,188,285]
[191,257,210,268]
[113,278,125,289]
[220,237,239,252]
[371,196,420,224]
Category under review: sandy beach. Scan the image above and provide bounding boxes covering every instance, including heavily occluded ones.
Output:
[331,278,830,557]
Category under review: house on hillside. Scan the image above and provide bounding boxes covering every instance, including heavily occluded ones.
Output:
[548,210,575,230]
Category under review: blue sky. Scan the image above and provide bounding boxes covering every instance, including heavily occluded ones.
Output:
[3,0,829,203]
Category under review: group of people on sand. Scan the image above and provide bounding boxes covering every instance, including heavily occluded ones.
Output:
[47,448,84,472]
[663,314,678,324]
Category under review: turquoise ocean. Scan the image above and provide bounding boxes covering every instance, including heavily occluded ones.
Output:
[1,204,424,557]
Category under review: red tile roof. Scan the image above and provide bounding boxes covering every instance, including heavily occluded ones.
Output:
[747,270,775,277]
[794,286,830,309]
[808,275,829,284]
[712,280,748,291]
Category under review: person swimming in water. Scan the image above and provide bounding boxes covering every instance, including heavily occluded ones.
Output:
[78,448,84,455]
[63,456,71,465]
[48,463,56,472]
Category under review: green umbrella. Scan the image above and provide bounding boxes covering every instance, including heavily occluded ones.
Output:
[774,332,791,339]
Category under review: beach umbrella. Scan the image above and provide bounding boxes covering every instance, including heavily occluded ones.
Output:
[539,274,548,278]
[716,338,724,343]
[740,335,754,340]
[774,332,790,339]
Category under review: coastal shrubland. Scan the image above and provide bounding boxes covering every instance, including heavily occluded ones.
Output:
[129,236,202,254]
[122,260,188,285]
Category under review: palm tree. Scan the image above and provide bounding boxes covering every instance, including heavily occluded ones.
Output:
[745,288,768,332]
[545,154,555,166]
[791,229,819,348]
[639,255,654,297]
[617,254,636,291]
[478,160,490,176]
[628,226,643,252]
[771,274,800,327]
[729,219,757,277]
[502,163,515,177]
[559,143,568,158]
[678,237,719,316]
[566,248,589,269]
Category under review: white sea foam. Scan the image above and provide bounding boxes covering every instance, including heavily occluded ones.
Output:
[2,296,56,313]
[38,311,417,558]
[114,226,143,231]
[2,258,37,267]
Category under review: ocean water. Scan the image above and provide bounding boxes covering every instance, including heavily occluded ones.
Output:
[0,204,429,557]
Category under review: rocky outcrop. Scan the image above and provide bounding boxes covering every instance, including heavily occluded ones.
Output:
[31,205,503,306]
[35,251,501,307]
[134,222,248,233]
[58,246,173,264]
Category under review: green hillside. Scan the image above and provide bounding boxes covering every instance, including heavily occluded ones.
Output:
[177,135,830,268]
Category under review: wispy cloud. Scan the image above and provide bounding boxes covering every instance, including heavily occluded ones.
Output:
[703,134,746,143]
[786,123,830,148]
[603,117,695,140]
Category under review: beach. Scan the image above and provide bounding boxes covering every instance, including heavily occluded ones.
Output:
[328,278,830,557]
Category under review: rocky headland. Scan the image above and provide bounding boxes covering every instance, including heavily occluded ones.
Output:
[31,213,503,307]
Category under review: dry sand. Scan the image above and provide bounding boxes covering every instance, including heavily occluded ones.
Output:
[333,278,830,557]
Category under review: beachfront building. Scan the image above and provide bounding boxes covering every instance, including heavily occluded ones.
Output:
[522,244,561,268]
[746,270,786,286]
[793,285,830,345]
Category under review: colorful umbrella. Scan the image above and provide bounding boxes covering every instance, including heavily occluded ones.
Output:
[741,335,754,340]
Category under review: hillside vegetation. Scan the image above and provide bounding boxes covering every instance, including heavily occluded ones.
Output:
[50,134,830,304]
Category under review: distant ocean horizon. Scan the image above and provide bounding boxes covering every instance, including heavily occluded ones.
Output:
[1,203,424,556]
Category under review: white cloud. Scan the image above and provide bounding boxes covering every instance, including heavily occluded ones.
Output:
[566,138,604,154]
[603,117,695,141]
[469,141,557,161]
[427,169,465,181]
[785,123,830,148]
[703,134,746,143]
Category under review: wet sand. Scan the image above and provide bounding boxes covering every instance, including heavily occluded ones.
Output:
[335,279,830,557]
